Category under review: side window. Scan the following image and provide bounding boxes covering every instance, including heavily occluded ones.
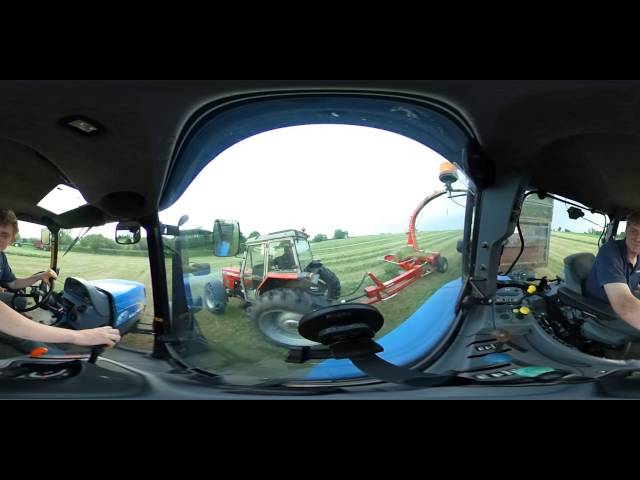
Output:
[245,244,264,276]
[159,124,470,381]
[505,194,605,280]
[5,220,52,279]
[244,243,265,296]
[295,239,313,271]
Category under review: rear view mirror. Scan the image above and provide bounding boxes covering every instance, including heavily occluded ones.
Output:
[41,228,50,246]
[456,239,463,253]
[213,219,240,257]
[116,221,141,245]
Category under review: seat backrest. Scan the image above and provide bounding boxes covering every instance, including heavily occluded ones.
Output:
[563,252,596,294]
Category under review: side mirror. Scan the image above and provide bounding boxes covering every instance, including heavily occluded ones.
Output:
[213,219,240,257]
[41,228,50,246]
[115,221,141,245]
[178,215,189,227]
[456,239,463,253]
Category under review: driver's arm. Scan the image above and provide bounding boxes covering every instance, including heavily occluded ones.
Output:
[6,269,57,290]
[603,283,640,329]
[0,301,120,346]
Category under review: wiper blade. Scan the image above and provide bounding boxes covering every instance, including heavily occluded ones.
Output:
[62,226,92,257]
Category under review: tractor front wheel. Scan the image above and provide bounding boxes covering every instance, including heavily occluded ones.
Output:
[204,280,228,314]
[436,256,448,273]
[248,289,327,348]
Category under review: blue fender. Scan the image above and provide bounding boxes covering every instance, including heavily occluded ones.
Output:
[305,278,463,381]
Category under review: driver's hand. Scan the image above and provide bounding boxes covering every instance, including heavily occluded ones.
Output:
[39,269,58,284]
[0,287,5,293]
[74,326,121,347]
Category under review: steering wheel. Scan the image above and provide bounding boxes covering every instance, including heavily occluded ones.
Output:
[11,278,55,313]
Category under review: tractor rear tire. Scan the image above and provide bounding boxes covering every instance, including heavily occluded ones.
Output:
[436,256,448,273]
[248,289,328,348]
[204,280,228,314]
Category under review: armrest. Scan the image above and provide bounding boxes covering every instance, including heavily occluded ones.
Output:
[557,286,619,322]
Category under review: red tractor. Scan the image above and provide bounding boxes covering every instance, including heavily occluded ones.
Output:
[216,228,341,347]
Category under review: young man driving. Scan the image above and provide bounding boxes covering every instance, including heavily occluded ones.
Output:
[0,209,120,350]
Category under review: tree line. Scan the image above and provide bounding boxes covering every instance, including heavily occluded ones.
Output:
[246,229,349,243]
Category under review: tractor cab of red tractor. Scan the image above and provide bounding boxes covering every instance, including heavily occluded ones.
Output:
[213,221,342,347]
[241,230,314,301]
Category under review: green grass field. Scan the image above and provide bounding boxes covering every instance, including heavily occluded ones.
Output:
[3,231,603,377]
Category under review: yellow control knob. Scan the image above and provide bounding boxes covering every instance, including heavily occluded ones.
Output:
[527,285,537,294]
[519,306,530,315]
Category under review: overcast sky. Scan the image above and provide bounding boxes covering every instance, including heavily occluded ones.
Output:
[18,124,608,239]
[158,124,468,238]
[551,201,607,232]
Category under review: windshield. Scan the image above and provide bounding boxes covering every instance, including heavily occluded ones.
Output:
[158,124,472,385]
[295,239,313,271]
[57,223,154,351]
[269,240,297,272]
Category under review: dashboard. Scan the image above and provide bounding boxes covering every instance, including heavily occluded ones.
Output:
[59,277,113,329]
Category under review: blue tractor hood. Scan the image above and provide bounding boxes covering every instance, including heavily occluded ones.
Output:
[91,279,146,328]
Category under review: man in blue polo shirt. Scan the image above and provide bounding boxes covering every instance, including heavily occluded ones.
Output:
[585,211,640,330]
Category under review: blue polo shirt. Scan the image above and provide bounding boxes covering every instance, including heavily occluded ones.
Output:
[584,239,640,303]
[0,251,16,287]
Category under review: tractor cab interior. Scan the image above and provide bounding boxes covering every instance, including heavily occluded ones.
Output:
[492,188,640,359]
[7,81,640,399]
